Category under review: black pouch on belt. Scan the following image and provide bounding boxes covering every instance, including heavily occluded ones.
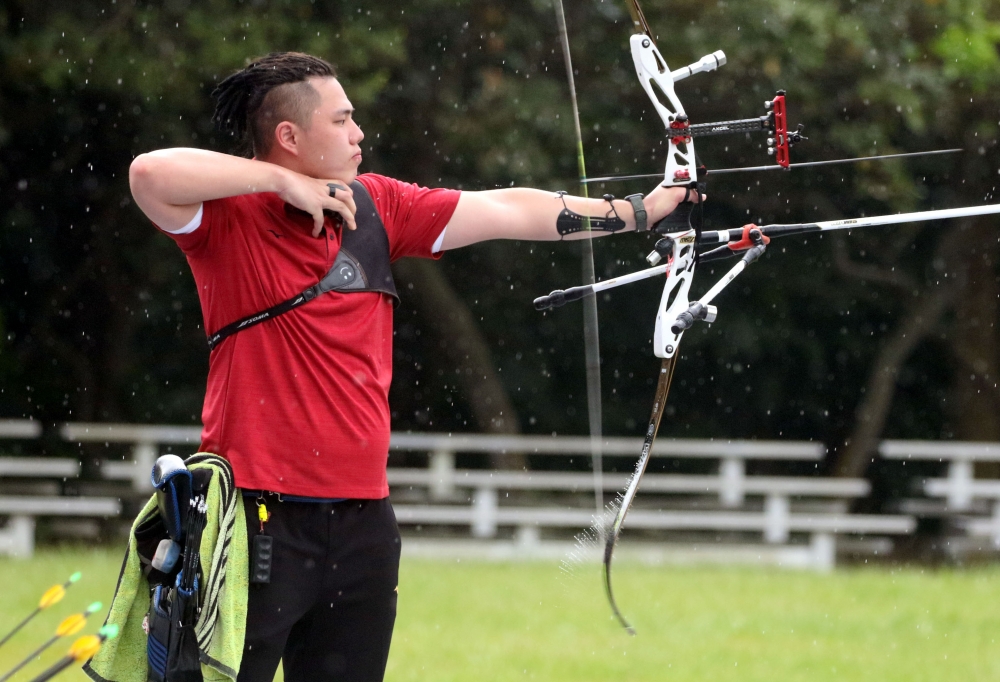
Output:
[146,579,202,682]
[145,467,212,682]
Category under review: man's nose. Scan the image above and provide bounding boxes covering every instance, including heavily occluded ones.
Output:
[350,120,364,145]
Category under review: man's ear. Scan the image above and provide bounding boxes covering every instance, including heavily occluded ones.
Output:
[273,121,300,156]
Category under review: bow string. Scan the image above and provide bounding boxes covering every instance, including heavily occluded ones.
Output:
[552,0,605,522]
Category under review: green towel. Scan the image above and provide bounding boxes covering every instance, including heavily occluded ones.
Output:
[84,453,248,682]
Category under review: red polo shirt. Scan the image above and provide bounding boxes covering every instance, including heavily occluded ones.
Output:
[162,173,460,498]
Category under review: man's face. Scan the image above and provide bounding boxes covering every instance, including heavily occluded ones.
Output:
[295,77,364,181]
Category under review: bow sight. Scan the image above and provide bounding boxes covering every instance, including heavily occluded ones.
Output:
[660,89,807,172]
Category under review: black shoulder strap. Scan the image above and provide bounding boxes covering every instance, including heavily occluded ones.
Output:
[206,181,398,351]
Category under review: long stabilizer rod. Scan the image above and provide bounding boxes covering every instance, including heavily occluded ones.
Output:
[699,202,1000,246]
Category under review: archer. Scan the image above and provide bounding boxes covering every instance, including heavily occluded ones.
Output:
[124,51,691,682]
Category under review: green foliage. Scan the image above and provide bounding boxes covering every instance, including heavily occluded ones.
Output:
[2,1,1000,483]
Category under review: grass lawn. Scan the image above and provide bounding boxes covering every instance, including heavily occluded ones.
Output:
[0,546,997,682]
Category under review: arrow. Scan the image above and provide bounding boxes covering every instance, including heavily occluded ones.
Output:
[582,148,963,184]
[0,602,103,682]
[0,573,81,651]
[26,625,118,682]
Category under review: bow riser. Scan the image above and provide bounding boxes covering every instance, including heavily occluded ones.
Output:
[652,230,697,358]
[629,35,726,186]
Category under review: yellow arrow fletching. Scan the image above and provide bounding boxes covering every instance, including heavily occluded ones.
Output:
[55,613,87,638]
[38,585,66,610]
[67,634,102,662]
[37,573,82,609]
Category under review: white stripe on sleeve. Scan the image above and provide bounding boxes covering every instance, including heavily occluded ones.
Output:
[431,226,447,254]
[168,204,204,235]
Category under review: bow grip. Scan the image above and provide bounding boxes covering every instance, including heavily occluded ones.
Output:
[651,181,706,235]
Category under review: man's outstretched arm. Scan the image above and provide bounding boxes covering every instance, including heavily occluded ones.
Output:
[439,184,696,250]
[129,148,356,235]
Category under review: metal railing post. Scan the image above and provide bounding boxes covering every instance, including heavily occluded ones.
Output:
[764,494,790,543]
[947,459,973,510]
[429,449,455,500]
[991,501,1000,549]
[0,516,36,558]
[472,487,498,538]
[810,532,835,572]
[132,441,158,492]
[720,457,745,507]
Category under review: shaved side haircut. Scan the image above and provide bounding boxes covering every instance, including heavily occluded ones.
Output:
[212,52,336,157]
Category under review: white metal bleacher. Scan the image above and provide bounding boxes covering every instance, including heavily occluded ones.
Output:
[388,432,827,507]
[0,420,121,557]
[0,421,923,566]
[60,422,203,491]
[386,435,913,570]
[881,440,1000,548]
[388,467,912,571]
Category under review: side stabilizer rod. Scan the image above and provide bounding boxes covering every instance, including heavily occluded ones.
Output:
[534,262,670,310]
[672,229,768,334]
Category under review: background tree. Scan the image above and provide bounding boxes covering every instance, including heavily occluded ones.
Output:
[2,0,1000,497]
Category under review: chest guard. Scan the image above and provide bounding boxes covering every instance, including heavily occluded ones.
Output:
[207,180,399,351]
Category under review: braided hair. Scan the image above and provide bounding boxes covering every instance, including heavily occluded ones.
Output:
[212,52,336,157]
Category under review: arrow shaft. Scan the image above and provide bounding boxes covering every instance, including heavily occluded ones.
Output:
[0,636,58,682]
[709,148,962,174]
[0,608,40,651]
[810,203,1000,231]
[26,657,74,682]
[583,148,963,184]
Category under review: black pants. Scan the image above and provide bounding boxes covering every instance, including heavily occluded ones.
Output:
[237,497,401,682]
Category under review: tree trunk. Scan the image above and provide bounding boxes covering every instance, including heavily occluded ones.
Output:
[946,230,1000,476]
[832,284,955,477]
[832,226,976,478]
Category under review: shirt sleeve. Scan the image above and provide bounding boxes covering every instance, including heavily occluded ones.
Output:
[155,196,233,255]
[356,174,461,261]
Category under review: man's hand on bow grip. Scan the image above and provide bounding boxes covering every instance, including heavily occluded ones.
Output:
[277,170,357,236]
[644,183,706,234]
